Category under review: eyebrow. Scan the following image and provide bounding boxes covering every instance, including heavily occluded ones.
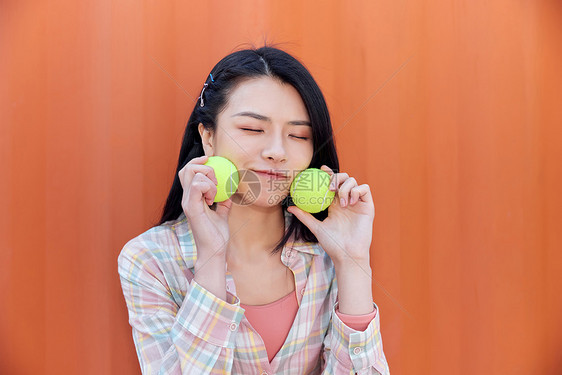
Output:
[231,111,311,126]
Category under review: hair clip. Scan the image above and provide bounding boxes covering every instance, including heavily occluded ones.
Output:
[199,74,215,107]
[199,83,208,107]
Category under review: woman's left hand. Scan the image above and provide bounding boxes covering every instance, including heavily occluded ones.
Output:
[287,165,375,265]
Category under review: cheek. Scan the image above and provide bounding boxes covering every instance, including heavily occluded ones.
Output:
[296,144,314,168]
[211,137,249,166]
[213,136,235,154]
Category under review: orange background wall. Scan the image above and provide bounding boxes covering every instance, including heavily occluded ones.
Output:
[1,1,561,374]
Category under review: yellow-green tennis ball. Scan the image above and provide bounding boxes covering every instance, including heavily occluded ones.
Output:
[204,156,239,202]
[290,168,335,213]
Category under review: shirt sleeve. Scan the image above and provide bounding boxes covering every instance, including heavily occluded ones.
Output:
[117,241,245,374]
[320,282,390,375]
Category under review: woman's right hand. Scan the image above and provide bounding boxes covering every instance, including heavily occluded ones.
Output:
[178,155,232,262]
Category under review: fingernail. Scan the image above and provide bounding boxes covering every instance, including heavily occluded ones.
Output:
[340,198,346,207]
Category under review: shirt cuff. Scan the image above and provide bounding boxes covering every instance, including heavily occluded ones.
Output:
[335,306,377,332]
[330,301,387,373]
[175,279,245,348]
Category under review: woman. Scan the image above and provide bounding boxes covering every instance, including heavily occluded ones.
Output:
[118,46,390,374]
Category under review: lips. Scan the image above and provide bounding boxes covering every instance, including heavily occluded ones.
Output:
[253,169,288,179]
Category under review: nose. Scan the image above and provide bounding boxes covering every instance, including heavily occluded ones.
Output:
[261,131,287,163]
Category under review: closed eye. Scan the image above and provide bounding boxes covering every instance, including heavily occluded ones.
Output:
[242,128,309,140]
[290,135,309,140]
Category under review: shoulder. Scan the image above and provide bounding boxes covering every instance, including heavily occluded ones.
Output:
[117,213,197,277]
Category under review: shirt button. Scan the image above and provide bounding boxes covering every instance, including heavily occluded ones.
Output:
[261,372,268,375]
[229,322,238,331]
[353,347,362,355]
[226,285,230,291]
[300,288,305,295]
[286,250,293,257]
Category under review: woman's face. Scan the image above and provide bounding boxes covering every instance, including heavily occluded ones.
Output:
[199,76,314,208]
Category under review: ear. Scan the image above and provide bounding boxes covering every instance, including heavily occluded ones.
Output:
[198,123,215,156]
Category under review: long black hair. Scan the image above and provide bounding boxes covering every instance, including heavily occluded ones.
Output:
[158,46,339,254]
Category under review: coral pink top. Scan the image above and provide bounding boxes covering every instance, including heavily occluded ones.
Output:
[241,290,377,363]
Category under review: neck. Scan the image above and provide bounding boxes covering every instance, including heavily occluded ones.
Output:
[226,204,286,268]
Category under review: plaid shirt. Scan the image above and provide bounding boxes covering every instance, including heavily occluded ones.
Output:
[118,212,390,374]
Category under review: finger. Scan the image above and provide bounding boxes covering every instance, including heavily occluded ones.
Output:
[287,205,320,235]
[189,173,218,206]
[336,177,357,207]
[187,155,210,165]
[197,173,219,206]
[180,163,218,186]
[179,155,209,177]
[349,184,370,205]
[328,172,350,192]
[349,186,361,205]
[353,184,373,205]
[189,184,215,207]
[320,165,334,176]
[320,165,336,190]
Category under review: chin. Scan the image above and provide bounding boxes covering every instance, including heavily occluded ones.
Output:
[231,178,288,207]
[231,189,288,209]
[260,193,288,207]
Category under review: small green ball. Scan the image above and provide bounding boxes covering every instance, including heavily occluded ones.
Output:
[204,156,239,202]
[290,168,335,213]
